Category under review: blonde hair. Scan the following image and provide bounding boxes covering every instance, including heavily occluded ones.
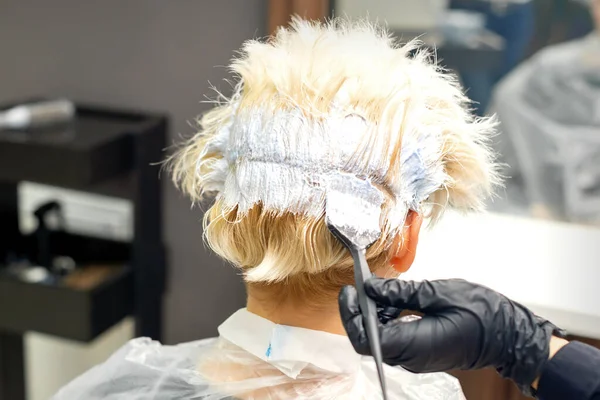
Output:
[168,18,498,298]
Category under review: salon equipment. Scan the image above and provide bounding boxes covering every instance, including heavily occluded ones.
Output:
[0,100,167,400]
[326,175,388,400]
[33,200,62,269]
[491,34,600,224]
[0,99,75,130]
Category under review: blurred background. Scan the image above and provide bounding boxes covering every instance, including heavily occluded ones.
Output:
[0,1,598,400]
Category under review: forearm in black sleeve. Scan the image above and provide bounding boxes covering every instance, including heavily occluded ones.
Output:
[537,341,600,400]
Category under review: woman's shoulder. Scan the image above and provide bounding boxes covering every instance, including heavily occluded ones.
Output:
[51,336,219,400]
[360,359,465,399]
[115,336,217,351]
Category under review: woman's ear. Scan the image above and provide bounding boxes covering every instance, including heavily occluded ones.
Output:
[390,211,423,273]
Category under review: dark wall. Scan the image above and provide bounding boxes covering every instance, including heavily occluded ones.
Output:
[0,0,265,343]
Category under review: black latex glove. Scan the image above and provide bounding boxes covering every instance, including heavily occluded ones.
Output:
[339,278,566,397]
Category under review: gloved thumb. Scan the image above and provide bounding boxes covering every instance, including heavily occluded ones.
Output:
[338,285,372,355]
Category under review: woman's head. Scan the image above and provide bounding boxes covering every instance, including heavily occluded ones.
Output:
[169,18,498,303]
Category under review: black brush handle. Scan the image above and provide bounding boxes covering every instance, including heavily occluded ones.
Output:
[350,247,388,400]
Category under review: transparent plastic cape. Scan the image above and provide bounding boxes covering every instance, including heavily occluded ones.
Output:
[489,34,600,224]
[51,338,465,399]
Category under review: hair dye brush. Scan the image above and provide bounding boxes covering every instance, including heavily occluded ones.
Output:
[325,173,388,400]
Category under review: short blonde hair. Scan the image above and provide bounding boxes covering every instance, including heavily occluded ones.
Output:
[169,18,498,296]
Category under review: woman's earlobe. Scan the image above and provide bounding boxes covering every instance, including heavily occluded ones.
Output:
[390,211,423,273]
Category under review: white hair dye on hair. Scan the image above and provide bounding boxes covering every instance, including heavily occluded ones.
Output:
[202,102,445,237]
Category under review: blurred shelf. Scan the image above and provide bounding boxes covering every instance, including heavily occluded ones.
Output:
[0,101,165,189]
[0,231,132,342]
[0,264,133,342]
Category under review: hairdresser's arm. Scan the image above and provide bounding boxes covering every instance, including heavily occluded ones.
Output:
[536,339,600,400]
[339,278,600,399]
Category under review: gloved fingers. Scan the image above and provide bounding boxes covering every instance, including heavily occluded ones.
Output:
[340,285,402,326]
[365,278,471,313]
[338,285,372,355]
[340,285,458,370]
[382,314,481,373]
[377,315,425,367]
[339,285,419,362]
[377,305,402,324]
[364,278,436,311]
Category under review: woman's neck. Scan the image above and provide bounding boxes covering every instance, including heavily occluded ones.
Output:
[246,294,346,335]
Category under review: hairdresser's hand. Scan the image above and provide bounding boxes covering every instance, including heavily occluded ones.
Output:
[339,278,566,395]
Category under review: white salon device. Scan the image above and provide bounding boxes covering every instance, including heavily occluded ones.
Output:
[0,99,76,130]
